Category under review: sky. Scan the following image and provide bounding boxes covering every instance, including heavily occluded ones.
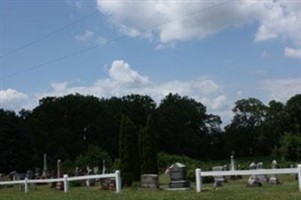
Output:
[1,0,301,125]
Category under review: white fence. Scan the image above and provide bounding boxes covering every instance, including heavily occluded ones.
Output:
[0,170,121,193]
[195,165,301,192]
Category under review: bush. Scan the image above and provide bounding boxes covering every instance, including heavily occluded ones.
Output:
[74,145,112,170]
[278,133,301,162]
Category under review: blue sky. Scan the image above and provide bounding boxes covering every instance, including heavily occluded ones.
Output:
[1,0,301,125]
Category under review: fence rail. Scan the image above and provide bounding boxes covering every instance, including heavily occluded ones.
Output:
[0,170,121,193]
[195,165,301,192]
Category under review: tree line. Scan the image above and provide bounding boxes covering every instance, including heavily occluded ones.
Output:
[0,93,300,175]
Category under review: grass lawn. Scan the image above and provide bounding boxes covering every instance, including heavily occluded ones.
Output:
[1,174,301,200]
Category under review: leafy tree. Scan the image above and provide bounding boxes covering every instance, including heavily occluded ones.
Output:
[278,134,301,162]
[121,94,156,129]
[259,100,287,154]
[205,114,222,134]
[225,98,267,156]
[156,93,208,158]
[102,94,156,159]
[285,94,301,134]
[139,115,158,174]
[0,109,32,173]
[27,94,106,167]
[119,115,140,186]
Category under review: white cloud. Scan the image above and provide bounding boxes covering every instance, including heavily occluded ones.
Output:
[109,60,149,85]
[284,48,301,59]
[97,0,301,57]
[0,89,28,111]
[261,78,301,102]
[75,30,95,43]
[97,0,264,43]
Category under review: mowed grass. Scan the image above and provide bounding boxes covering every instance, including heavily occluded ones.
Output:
[1,174,301,200]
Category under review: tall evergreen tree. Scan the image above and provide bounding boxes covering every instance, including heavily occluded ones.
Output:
[119,115,140,186]
[139,115,158,174]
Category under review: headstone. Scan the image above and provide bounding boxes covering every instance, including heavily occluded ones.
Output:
[26,170,36,190]
[50,170,56,188]
[86,167,95,187]
[230,155,235,171]
[12,172,26,191]
[256,162,267,183]
[72,167,84,187]
[269,160,280,184]
[101,178,116,190]
[26,170,34,179]
[247,162,262,187]
[140,174,159,190]
[102,160,106,174]
[168,163,190,190]
[35,168,41,179]
[42,154,49,178]
[93,166,99,174]
[212,166,225,187]
[56,160,63,190]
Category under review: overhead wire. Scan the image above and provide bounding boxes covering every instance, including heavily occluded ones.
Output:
[0,11,99,59]
[0,0,233,81]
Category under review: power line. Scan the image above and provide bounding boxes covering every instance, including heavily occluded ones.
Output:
[1,0,232,80]
[0,11,98,59]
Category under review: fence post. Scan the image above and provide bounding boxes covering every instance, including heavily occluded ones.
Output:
[298,165,301,192]
[63,174,69,193]
[195,168,202,192]
[115,170,121,193]
[24,178,29,193]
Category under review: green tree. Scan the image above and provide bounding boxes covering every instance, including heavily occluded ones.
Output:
[121,94,156,130]
[139,115,158,174]
[259,100,287,154]
[119,115,140,186]
[278,134,301,162]
[27,94,106,167]
[0,109,32,173]
[156,93,208,158]
[285,94,301,134]
[225,98,267,156]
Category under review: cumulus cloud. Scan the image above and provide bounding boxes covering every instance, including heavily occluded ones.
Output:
[109,60,149,85]
[97,0,301,57]
[261,78,301,102]
[284,48,301,59]
[97,0,264,43]
[0,89,28,111]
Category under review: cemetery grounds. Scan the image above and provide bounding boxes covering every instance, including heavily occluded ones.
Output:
[1,174,301,200]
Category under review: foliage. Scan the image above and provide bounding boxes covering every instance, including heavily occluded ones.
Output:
[225,98,267,156]
[74,145,112,171]
[1,93,301,173]
[139,115,158,174]
[119,116,140,186]
[156,93,208,158]
[0,109,32,173]
[278,134,301,162]
[285,94,301,134]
